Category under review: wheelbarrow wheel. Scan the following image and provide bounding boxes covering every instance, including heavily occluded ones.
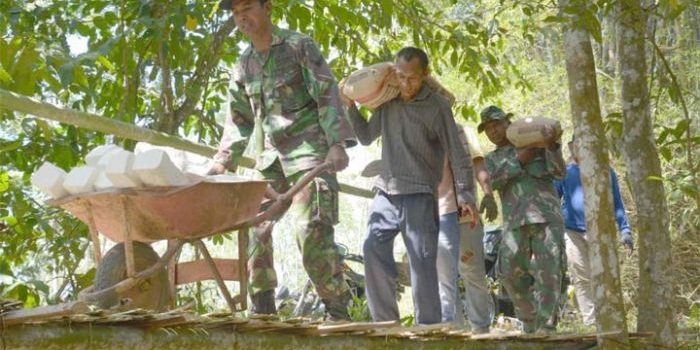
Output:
[93,241,171,311]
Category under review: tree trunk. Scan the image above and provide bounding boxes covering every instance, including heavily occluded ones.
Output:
[617,1,677,348]
[559,1,630,349]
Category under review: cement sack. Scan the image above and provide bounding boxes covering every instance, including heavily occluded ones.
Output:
[341,62,399,109]
[342,62,456,109]
[506,117,562,148]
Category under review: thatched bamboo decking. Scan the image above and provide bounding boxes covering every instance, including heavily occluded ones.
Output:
[1,301,651,350]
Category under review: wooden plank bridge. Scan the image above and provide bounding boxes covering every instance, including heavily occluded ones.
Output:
[0,301,652,350]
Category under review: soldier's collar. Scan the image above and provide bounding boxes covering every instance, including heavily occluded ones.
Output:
[270,26,286,47]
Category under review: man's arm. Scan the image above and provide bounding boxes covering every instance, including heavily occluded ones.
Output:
[610,168,634,250]
[211,76,255,173]
[553,179,564,198]
[544,145,566,180]
[485,147,523,192]
[459,126,497,220]
[437,107,474,207]
[298,38,354,147]
[610,168,631,234]
[540,124,566,180]
[343,101,382,146]
[474,157,499,221]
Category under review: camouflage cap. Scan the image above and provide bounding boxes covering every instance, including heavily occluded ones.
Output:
[478,105,513,133]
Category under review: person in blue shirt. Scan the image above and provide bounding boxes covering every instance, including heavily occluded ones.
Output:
[554,136,634,326]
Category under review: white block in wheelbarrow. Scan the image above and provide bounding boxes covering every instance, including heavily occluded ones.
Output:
[133,149,190,187]
[92,171,115,191]
[63,165,100,195]
[103,149,143,188]
[134,142,187,170]
[85,144,121,167]
[31,162,69,199]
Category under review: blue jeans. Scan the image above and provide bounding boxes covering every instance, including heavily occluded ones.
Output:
[363,191,441,325]
[437,212,492,330]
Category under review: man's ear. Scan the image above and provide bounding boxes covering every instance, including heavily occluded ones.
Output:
[264,0,273,14]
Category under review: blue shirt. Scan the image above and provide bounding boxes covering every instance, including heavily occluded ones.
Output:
[554,163,631,235]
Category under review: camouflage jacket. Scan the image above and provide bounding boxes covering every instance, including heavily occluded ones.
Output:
[485,145,565,228]
[213,26,354,176]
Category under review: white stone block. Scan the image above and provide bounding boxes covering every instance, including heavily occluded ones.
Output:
[31,162,69,199]
[133,149,189,187]
[134,142,187,170]
[134,142,215,176]
[182,152,215,176]
[85,145,121,167]
[104,149,143,188]
[63,166,100,195]
[93,171,115,191]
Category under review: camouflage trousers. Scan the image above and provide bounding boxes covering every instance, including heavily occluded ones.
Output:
[496,222,566,331]
[247,161,350,303]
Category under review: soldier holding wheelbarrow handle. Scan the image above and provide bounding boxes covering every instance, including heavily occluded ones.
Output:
[211,0,356,321]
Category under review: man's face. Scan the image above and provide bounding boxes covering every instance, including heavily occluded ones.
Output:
[394,57,427,101]
[231,0,271,38]
[483,120,509,146]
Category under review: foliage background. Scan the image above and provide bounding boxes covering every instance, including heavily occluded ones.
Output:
[1,0,699,335]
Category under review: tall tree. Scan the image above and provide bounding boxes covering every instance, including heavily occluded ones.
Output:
[617,0,676,348]
[558,1,630,348]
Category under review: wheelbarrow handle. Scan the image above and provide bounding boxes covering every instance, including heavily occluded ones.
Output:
[246,162,334,227]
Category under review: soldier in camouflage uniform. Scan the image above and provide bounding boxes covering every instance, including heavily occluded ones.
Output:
[212,0,356,321]
[477,106,566,333]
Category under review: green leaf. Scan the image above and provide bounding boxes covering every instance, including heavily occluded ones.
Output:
[96,55,115,71]
[0,172,9,192]
[0,66,13,85]
[659,146,672,162]
[672,119,690,139]
[645,176,665,182]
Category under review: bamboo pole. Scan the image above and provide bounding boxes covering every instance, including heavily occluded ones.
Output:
[0,89,255,169]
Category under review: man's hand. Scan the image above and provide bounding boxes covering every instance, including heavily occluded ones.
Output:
[458,202,478,229]
[541,124,560,149]
[337,79,355,107]
[479,194,498,222]
[517,147,540,164]
[325,144,349,173]
[207,162,226,175]
[620,231,634,252]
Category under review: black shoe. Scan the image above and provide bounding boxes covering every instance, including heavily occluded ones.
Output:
[250,290,276,315]
[323,292,351,322]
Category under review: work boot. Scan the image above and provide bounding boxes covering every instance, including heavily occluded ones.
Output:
[521,320,536,334]
[250,290,276,315]
[536,318,557,334]
[323,291,351,322]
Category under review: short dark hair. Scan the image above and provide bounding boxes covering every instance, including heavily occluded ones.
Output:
[219,0,269,11]
[396,47,429,71]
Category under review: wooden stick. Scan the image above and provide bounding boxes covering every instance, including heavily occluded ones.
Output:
[0,301,90,326]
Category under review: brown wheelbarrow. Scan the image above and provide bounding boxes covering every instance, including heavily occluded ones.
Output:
[48,162,333,313]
